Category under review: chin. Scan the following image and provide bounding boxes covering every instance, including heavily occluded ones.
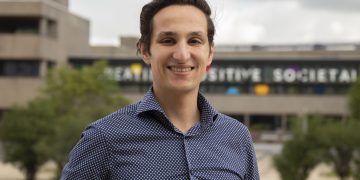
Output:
[170,84,198,92]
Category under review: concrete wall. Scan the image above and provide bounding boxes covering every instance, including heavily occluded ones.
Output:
[206,94,348,115]
[66,14,90,55]
[0,78,44,109]
[0,2,43,16]
[0,34,58,60]
[53,0,68,7]
[123,93,348,116]
[0,0,90,109]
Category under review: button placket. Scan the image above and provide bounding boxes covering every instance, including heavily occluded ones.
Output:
[183,135,193,179]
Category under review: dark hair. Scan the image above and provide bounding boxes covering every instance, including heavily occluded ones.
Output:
[137,0,215,55]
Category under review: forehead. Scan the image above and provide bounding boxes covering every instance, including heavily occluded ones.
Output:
[152,5,208,36]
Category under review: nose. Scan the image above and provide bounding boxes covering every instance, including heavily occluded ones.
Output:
[172,41,191,62]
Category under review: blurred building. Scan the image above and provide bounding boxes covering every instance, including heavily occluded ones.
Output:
[1,0,360,141]
[0,0,90,113]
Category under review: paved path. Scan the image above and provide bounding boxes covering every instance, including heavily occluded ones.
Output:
[0,161,56,180]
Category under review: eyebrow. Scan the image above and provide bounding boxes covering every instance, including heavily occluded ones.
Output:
[157,31,206,37]
[158,31,176,36]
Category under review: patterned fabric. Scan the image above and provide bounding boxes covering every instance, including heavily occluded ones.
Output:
[61,88,259,180]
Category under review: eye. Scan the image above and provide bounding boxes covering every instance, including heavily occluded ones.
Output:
[159,38,176,45]
[188,38,202,46]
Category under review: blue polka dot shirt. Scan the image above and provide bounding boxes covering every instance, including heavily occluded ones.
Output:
[61,89,259,180]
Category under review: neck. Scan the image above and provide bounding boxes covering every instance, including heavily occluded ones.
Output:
[153,87,200,134]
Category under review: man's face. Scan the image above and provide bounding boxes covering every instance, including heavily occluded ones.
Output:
[142,5,214,93]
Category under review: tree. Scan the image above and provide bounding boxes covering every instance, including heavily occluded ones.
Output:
[319,120,360,180]
[274,113,360,180]
[0,61,130,179]
[349,74,360,119]
[0,99,55,180]
[349,73,360,180]
[353,145,360,180]
[273,116,323,180]
[317,121,356,180]
[40,61,130,177]
[274,136,321,180]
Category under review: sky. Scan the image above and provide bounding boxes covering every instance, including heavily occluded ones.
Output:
[69,0,360,46]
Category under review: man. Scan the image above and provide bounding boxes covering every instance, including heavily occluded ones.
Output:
[61,0,259,179]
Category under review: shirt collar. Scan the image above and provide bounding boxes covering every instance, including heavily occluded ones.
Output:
[136,88,219,126]
[136,88,166,116]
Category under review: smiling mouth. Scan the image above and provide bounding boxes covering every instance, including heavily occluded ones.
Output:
[168,66,195,72]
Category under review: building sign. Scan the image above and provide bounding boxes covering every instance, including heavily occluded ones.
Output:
[272,67,358,83]
[105,63,152,82]
[104,63,359,84]
[205,66,358,84]
[205,67,262,83]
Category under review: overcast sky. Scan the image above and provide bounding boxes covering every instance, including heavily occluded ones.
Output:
[69,0,360,46]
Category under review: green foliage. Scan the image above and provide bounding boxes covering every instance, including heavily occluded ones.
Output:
[273,117,323,180]
[349,74,360,180]
[274,136,321,180]
[0,61,129,179]
[354,150,360,180]
[349,75,360,119]
[275,115,360,180]
[0,99,55,180]
[316,120,360,180]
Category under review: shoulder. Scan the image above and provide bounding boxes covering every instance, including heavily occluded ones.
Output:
[88,102,142,134]
[215,113,253,142]
[217,113,249,132]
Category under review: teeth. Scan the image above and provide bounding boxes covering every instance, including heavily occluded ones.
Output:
[170,67,192,72]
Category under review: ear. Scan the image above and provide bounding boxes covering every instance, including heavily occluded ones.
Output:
[139,43,151,65]
[207,43,214,66]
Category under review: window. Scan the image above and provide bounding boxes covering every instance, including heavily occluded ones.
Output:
[47,19,57,38]
[0,17,39,34]
[0,60,40,77]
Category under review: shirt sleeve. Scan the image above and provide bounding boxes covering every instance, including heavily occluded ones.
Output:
[61,125,110,180]
[244,128,260,180]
